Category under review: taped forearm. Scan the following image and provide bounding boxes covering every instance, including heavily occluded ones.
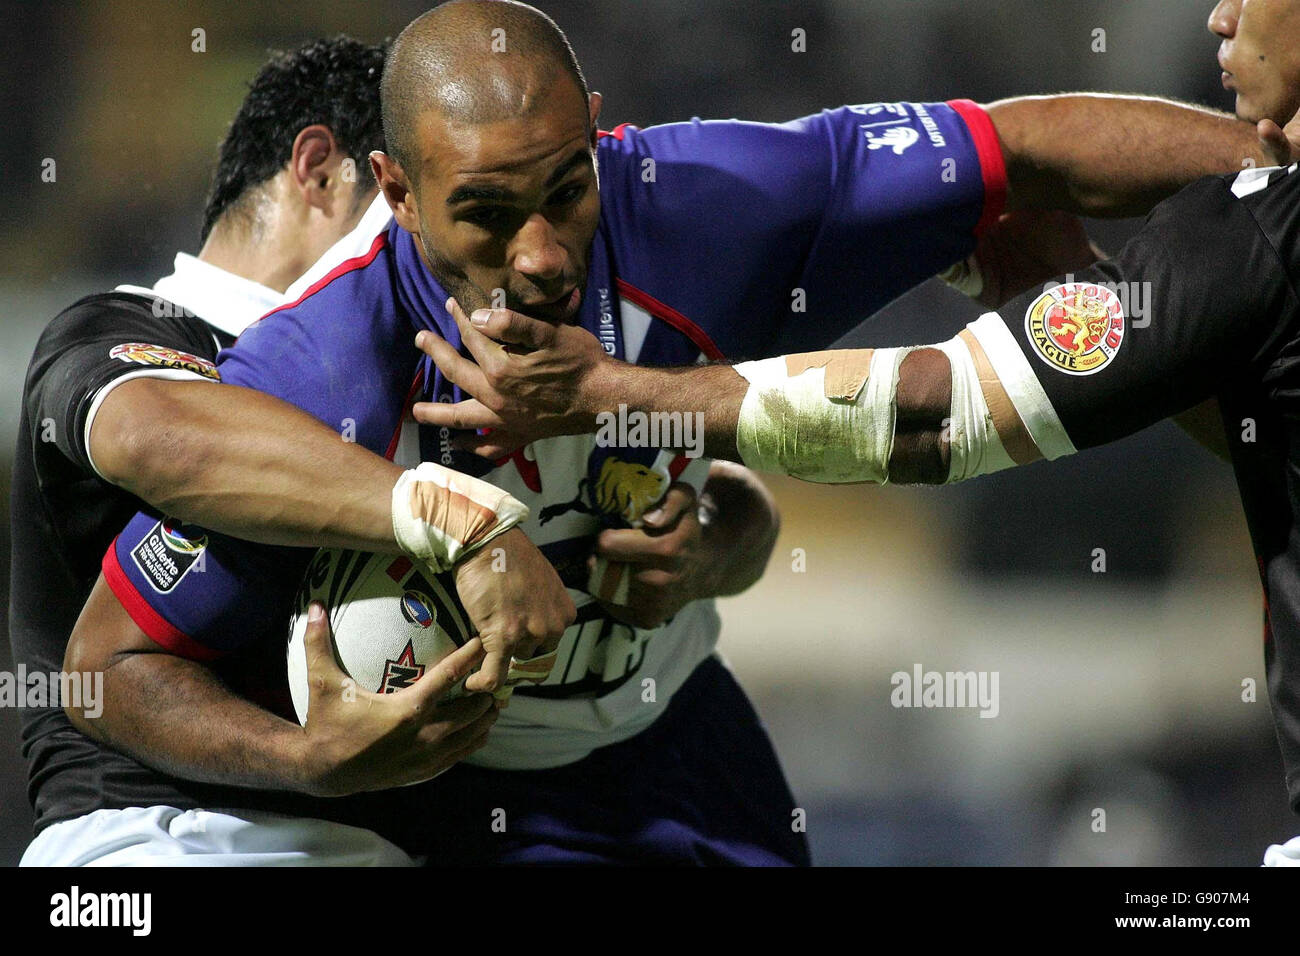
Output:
[734,348,910,483]
[732,315,1075,485]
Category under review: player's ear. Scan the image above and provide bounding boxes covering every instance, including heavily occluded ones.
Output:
[290,124,340,211]
[371,151,419,233]
[588,92,603,146]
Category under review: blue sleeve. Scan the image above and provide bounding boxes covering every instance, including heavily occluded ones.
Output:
[103,513,308,659]
[600,100,1006,359]
[216,238,418,457]
[101,238,421,656]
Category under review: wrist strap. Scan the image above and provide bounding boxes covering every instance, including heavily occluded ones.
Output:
[391,462,530,571]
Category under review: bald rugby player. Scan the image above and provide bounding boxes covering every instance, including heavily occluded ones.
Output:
[80,0,1294,864]
[417,0,1300,865]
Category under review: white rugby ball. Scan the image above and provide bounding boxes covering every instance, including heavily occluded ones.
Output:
[286,548,474,724]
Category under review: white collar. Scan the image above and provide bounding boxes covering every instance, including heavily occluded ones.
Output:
[116,252,283,338]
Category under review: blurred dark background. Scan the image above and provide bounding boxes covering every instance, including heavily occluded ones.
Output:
[1,0,1289,865]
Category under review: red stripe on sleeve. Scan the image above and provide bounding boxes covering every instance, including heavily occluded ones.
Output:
[597,123,637,141]
[242,231,390,337]
[615,280,725,361]
[946,99,1008,237]
[101,538,224,662]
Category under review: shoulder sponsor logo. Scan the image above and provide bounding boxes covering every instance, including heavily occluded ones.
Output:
[853,102,946,154]
[130,517,207,593]
[863,125,919,155]
[1024,282,1125,376]
[596,286,617,355]
[109,342,219,380]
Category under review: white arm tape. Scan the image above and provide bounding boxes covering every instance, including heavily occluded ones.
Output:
[931,336,1017,482]
[966,313,1077,462]
[732,314,1076,485]
[391,462,530,572]
[734,348,911,484]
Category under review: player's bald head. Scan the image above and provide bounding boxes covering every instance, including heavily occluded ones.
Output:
[381,0,589,178]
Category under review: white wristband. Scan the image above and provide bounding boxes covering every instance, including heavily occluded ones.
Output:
[391,462,530,571]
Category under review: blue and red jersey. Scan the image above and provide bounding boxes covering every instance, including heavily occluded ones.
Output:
[103,101,1004,701]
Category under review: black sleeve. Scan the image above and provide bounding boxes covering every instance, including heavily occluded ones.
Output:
[24,292,222,475]
[985,171,1300,451]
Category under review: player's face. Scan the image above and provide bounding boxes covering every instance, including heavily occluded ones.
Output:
[401,76,601,326]
[1209,0,1300,126]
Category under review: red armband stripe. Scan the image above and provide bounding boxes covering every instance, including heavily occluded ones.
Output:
[101,538,224,662]
[947,99,1008,237]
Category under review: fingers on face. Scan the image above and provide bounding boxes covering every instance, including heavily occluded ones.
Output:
[447,298,507,371]
[465,302,554,352]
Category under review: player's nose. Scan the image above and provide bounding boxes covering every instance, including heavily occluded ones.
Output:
[511,213,566,283]
[1208,0,1239,39]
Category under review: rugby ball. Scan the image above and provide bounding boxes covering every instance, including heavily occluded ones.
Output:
[286,548,474,724]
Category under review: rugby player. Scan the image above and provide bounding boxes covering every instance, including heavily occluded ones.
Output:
[81,1,1300,865]
[14,37,575,867]
[417,0,1300,864]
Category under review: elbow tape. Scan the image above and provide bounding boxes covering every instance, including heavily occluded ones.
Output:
[732,315,1074,485]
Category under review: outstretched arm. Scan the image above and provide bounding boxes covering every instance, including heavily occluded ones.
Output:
[422,158,1299,490]
[987,93,1291,217]
[623,170,1297,487]
[409,103,1300,449]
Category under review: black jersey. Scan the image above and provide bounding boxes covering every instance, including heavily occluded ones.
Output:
[9,291,428,848]
[980,163,1300,808]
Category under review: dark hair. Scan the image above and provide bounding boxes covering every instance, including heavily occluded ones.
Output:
[200,35,387,243]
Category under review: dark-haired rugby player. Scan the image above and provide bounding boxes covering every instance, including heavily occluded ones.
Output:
[15,36,573,866]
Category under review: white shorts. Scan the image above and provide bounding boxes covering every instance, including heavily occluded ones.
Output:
[1263,836,1300,867]
[20,806,417,867]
